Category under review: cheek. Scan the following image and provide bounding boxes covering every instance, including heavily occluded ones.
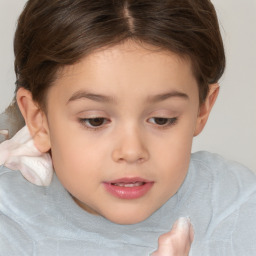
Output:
[154,143,190,181]
[149,119,195,181]
[152,122,195,159]
[50,136,101,198]
[153,140,191,199]
[49,124,110,182]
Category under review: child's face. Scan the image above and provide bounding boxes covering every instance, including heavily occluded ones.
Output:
[44,41,202,224]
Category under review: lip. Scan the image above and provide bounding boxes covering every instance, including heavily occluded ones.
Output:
[103,177,154,200]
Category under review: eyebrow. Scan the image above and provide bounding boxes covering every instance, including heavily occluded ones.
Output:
[67,89,189,104]
[67,90,116,104]
[147,91,189,103]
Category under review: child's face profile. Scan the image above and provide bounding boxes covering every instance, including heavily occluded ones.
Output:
[21,41,217,224]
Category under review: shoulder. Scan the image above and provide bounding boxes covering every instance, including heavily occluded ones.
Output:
[190,151,256,189]
[189,152,256,255]
[190,151,256,209]
[0,166,35,254]
[0,165,48,218]
[191,150,254,172]
[0,212,34,255]
[0,164,47,220]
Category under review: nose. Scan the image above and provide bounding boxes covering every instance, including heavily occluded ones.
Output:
[111,126,149,164]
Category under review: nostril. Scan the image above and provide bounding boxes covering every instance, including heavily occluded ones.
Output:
[137,157,146,164]
[112,152,148,164]
[111,135,149,163]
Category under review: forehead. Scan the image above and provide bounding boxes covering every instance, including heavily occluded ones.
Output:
[49,41,198,105]
[58,41,193,80]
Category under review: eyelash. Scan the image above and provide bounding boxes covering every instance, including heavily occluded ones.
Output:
[78,117,178,131]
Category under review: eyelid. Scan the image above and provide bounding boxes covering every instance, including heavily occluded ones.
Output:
[76,109,109,116]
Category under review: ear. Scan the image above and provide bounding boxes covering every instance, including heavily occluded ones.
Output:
[194,84,219,136]
[16,87,51,153]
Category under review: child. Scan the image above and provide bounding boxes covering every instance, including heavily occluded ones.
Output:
[0,0,255,255]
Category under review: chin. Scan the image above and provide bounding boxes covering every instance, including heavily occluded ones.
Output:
[108,216,148,225]
[102,208,154,225]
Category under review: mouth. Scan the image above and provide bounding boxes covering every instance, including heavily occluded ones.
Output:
[103,178,154,199]
[111,181,146,187]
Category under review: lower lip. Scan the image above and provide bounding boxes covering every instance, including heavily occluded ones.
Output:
[103,182,154,199]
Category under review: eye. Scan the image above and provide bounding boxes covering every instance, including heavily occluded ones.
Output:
[79,117,109,128]
[148,117,178,127]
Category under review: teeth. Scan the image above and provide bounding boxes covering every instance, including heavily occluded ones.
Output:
[112,182,145,187]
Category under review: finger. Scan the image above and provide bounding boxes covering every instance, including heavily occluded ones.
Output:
[171,217,194,252]
[151,217,194,256]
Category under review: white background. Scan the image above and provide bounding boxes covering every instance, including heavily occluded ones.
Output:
[0,0,255,171]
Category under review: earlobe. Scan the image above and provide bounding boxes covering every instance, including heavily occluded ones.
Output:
[194,84,219,136]
[16,87,51,153]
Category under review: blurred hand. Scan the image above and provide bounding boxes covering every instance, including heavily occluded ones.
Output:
[151,217,194,256]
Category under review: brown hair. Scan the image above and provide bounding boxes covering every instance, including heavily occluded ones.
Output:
[14,0,225,108]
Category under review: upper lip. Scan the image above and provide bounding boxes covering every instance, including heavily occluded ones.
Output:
[104,177,153,184]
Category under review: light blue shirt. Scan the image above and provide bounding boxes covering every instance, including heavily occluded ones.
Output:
[1,151,256,255]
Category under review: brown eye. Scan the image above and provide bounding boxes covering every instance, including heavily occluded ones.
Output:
[154,118,169,125]
[87,118,106,127]
[148,117,178,127]
[80,117,108,128]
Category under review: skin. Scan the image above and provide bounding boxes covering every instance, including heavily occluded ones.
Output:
[152,217,194,256]
[17,40,219,225]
